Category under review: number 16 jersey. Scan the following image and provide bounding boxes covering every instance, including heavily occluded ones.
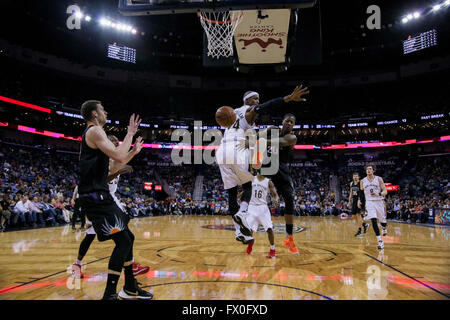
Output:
[249,176,269,206]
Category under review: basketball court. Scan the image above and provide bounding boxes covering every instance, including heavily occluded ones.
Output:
[0,0,449,305]
[1,216,449,300]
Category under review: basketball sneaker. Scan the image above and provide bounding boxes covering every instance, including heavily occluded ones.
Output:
[354,228,362,237]
[377,240,384,250]
[363,223,369,234]
[382,228,387,236]
[101,293,118,300]
[236,235,254,245]
[119,281,153,300]
[246,240,255,255]
[132,262,150,277]
[233,211,252,237]
[268,249,276,259]
[283,235,299,255]
[71,263,84,279]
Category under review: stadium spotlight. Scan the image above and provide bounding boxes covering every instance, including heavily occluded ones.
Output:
[406,13,413,19]
[99,18,107,25]
[75,12,83,19]
[402,17,408,23]
[432,4,441,11]
[132,29,137,34]
[85,15,91,22]
[413,12,420,18]
[445,0,450,6]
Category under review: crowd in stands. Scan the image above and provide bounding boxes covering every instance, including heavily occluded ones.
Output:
[1,138,449,232]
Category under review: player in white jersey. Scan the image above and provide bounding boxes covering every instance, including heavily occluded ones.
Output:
[358,164,388,250]
[215,86,309,245]
[71,135,149,278]
[244,170,279,258]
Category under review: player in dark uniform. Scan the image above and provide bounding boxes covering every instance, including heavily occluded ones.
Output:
[259,114,300,254]
[348,172,369,237]
[78,100,152,300]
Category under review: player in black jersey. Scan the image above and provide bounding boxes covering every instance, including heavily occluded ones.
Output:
[259,114,300,254]
[348,172,369,237]
[78,100,152,300]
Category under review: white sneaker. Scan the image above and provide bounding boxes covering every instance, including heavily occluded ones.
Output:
[233,211,252,237]
[377,241,384,250]
[382,228,387,236]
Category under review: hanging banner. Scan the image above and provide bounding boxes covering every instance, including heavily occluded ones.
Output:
[234,9,291,64]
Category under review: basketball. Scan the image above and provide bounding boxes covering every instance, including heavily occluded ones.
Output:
[215,106,236,127]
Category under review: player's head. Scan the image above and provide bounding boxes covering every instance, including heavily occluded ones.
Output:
[352,172,360,181]
[243,91,259,106]
[107,134,119,147]
[282,113,296,133]
[364,164,376,176]
[81,100,107,126]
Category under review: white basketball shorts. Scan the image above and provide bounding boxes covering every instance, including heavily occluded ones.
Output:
[246,204,273,232]
[216,144,252,189]
[365,200,386,223]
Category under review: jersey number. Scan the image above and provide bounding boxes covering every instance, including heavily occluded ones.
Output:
[254,190,263,198]
[232,119,240,129]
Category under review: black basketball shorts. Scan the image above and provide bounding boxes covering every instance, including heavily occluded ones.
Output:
[271,171,294,200]
[78,191,130,242]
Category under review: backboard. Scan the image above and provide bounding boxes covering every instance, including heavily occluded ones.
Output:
[118,0,317,16]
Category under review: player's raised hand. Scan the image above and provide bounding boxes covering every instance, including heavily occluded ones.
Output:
[132,136,144,154]
[127,113,142,136]
[284,85,310,103]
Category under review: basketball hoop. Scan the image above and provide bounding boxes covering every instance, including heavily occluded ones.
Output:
[198,10,244,59]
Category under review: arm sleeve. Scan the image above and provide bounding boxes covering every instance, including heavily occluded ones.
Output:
[253,97,285,114]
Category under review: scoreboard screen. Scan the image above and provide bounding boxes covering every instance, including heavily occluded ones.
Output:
[403,29,437,55]
[107,43,136,63]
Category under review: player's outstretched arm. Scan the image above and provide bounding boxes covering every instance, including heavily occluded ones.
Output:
[244,85,309,124]
[267,133,297,148]
[116,114,142,154]
[107,165,133,183]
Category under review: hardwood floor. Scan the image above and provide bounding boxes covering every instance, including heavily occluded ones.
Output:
[0,216,448,300]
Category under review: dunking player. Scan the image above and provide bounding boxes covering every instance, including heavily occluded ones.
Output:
[215,86,309,245]
[358,164,388,250]
[78,100,152,300]
[243,169,279,258]
[71,135,149,280]
[348,172,369,237]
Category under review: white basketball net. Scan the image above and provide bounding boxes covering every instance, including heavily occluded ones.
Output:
[198,10,243,59]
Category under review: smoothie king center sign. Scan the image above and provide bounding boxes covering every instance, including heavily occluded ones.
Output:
[233,9,291,64]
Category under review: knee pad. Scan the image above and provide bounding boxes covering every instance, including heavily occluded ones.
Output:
[78,233,96,258]
[371,218,380,236]
[108,231,133,272]
[227,187,239,215]
[282,191,294,214]
[240,181,252,204]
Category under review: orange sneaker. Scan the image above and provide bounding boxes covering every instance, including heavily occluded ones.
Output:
[283,235,299,255]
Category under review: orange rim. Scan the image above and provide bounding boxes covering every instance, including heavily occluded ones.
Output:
[197,11,243,25]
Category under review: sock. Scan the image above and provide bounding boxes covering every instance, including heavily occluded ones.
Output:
[124,265,136,291]
[286,224,293,236]
[376,235,382,242]
[239,201,248,212]
[75,259,82,265]
[270,245,275,250]
[104,273,120,296]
